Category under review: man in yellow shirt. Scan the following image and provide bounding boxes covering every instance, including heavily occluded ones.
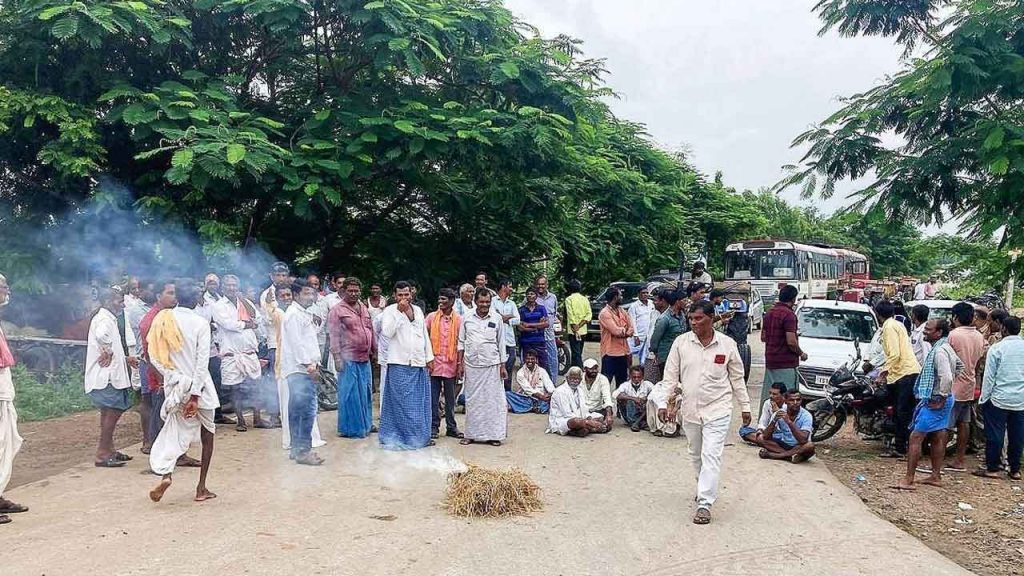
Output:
[875,300,922,457]
[564,280,591,369]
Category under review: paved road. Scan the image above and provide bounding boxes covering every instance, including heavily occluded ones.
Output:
[4,340,970,576]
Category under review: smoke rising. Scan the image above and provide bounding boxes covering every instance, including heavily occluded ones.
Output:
[348,443,468,488]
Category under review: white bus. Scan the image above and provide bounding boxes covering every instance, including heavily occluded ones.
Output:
[724,240,868,304]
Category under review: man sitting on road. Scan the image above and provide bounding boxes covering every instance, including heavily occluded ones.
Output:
[581,358,614,432]
[758,390,815,463]
[739,382,787,445]
[507,349,555,414]
[646,379,682,437]
[547,367,608,437]
[613,365,653,432]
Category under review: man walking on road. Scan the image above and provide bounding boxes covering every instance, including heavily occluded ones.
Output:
[975,316,1024,481]
[875,300,921,458]
[760,285,806,416]
[663,300,751,525]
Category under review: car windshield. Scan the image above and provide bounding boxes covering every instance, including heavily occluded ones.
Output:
[798,308,877,342]
[926,307,953,320]
[725,249,796,280]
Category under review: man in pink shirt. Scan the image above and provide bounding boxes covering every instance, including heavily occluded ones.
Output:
[425,288,463,440]
[946,302,986,472]
[328,277,376,439]
[598,287,635,387]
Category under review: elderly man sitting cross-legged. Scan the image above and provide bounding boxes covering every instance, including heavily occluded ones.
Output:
[758,389,815,463]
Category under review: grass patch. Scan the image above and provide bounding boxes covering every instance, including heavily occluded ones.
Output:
[11,364,94,422]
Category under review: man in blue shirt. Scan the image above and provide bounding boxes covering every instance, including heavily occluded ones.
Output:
[975,316,1024,480]
[518,286,551,380]
[759,390,816,463]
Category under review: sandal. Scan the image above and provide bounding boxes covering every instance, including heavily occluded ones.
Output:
[692,507,712,525]
[971,469,1002,479]
[0,500,28,514]
[430,431,440,439]
[94,457,127,468]
[459,438,473,446]
[0,514,10,525]
[446,430,465,439]
[253,421,274,430]
[176,456,202,468]
[1008,471,1021,481]
[235,423,248,432]
[295,453,323,466]
[426,440,437,447]
[113,451,133,462]
[486,440,502,447]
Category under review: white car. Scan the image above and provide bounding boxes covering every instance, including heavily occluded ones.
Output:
[904,299,973,321]
[795,300,879,399]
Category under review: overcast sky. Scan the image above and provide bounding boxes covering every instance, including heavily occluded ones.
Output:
[504,0,906,215]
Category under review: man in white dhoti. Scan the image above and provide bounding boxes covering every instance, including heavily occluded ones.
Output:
[458,289,508,447]
[0,274,28,524]
[628,287,656,365]
[546,367,608,436]
[147,282,219,503]
[214,275,266,431]
[663,300,751,525]
[85,286,139,468]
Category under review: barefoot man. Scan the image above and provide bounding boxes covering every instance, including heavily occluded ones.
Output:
[148,282,219,503]
[894,318,960,491]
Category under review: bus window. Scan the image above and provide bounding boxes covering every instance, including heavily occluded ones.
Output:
[725,249,796,279]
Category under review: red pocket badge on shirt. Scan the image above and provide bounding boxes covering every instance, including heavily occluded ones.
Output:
[714,354,726,365]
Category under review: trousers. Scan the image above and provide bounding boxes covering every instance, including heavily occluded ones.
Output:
[681,414,731,509]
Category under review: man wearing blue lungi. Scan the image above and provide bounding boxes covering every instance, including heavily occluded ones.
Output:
[328,277,376,439]
[378,281,435,450]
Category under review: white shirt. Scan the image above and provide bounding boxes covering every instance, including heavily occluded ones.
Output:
[913,283,928,301]
[662,331,751,424]
[367,296,388,319]
[628,299,656,341]
[124,300,149,356]
[373,313,389,366]
[85,308,131,392]
[458,309,508,367]
[196,291,225,357]
[380,303,434,367]
[149,307,219,411]
[279,304,322,378]
[454,298,475,318]
[613,379,654,400]
[694,272,713,285]
[648,308,663,340]
[515,364,555,396]
[547,383,588,434]
[648,380,681,410]
[581,373,613,412]
[212,297,260,355]
[911,323,932,365]
[259,287,279,349]
[758,399,781,431]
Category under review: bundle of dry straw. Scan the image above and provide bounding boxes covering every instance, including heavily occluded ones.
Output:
[444,464,543,518]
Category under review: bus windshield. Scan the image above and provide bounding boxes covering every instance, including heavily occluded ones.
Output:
[725,249,796,280]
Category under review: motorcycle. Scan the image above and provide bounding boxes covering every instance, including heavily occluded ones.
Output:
[967,292,1006,311]
[805,341,897,446]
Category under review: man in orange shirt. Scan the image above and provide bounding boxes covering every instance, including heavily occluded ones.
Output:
[598,287,634,387]
[945,302,986,472]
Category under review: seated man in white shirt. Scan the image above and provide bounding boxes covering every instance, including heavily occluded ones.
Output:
[581,358,614,432]
[739,382,787,444]
[507,349,555,414]
[613,365,653,432]
[546,367,608,436]
[759,390,816,463]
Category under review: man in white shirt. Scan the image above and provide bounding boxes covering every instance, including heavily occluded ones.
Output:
[910,304,932,365]
[663,300,751,525]
[692,262,713,286]
[280,280,326,465]
[613,365,654,432]
[628,287,656,365]
[581,358,613,432]
[259,262,293,391]
[214,275,265,431]
[454,283,476,318]
[379,281,435,450]
[0,274,28,523]
[147,282,220,503]
[739,382,787,445]
[546,367,609,436]
[457,289,509,446]
[507,349,555,414]
[85,286,139,468]
[491,279,521,391]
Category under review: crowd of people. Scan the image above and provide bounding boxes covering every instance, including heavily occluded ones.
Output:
[0,262,1021,528]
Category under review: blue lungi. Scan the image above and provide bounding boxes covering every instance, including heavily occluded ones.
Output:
[506,391,549,414]
[379,364,431,450]
[911,396,955,434]
[337,360,373,438]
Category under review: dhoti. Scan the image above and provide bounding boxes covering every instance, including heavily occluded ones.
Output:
[220,352,261,387]
[149,407,215,476]
[463,364,507,442]
[0,367,23,497]
[646,398,680,436]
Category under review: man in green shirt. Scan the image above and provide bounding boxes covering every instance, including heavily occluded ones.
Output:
[649,289,688,374]
[564,280,591,369]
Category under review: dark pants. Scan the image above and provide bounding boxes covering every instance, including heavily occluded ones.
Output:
[503,346,517,391]
[983,402,1023,474]
[209,356,226,418]
[569,335,585,369]
[287,373,318,458]
[431,376,458,434]
[617,399,646,427]
[601,355,629,387]
[149,387,166,442]
[888,374,917,453]
[262,349,280,416]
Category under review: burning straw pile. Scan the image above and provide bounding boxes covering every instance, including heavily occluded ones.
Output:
[444,464,543,518]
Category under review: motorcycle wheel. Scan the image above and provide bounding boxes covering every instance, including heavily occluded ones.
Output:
[317,368,339,412]
[810,409,846,442]
[557,342,570,376]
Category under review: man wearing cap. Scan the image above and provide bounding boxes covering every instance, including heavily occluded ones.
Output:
[581,358,614,432]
